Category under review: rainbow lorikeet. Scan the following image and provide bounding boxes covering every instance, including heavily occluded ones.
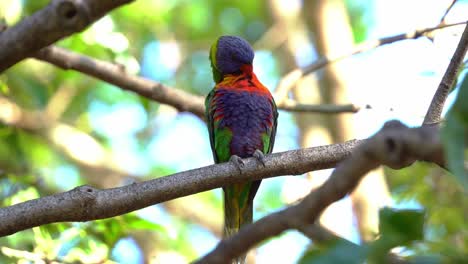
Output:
[205,36,278,243]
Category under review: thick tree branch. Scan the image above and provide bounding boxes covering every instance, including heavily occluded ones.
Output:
[0,0,134,73]
[275,21,468,103]
[0,99,359,254]
[1,96,360,247]
[1,96,227,236]
[0,138,360,237]
[195,121,444,263]
[423,23,468,125]
[1,100,361,247]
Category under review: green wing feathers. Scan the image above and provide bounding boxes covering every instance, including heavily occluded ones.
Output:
[266,96,278,155]
[205,89,234,163]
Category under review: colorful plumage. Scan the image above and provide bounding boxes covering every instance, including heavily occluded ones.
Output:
[205,36,278,261]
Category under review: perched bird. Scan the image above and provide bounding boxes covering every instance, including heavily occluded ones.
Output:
[205,35,278,261]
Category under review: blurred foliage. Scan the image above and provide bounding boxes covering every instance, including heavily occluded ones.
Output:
[344,0,373,43]
[300,238,366,264]
[0,0,467,263]
[0,0,276,262]
[442,72,468,189]
[300,208,425,264]
[385,162,468,262]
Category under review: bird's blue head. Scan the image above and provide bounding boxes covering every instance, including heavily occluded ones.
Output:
[209,35,254,83]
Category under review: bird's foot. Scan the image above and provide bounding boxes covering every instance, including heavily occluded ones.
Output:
[253,149,266,167]
[229,155,244,173]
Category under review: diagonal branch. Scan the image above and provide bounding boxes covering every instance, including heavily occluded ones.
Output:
[0,0,134,73]
[0,138,360,237]
[440,0,458,25]
[34,46,206,117]
[423,23,468,125]
[274,21,468,103]
[195,121,444,263]
[34,45,356,115]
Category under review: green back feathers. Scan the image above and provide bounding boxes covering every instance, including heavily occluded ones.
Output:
[205,88,233,163]
[209,38,222,83]
[213,125,233,163]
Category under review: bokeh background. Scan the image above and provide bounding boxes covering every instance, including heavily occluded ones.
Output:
[0,0,467,263]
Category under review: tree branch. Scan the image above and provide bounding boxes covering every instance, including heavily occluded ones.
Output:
[0,138,360,237]
[34,45,206,117]
[278,98,359,113]
[1,96,363,249]
[275,21,468,103]
[440,0,458,25]
[34,45,356,115]
[195,121,444,263]
[1,96,229,237]
[423,22,468,125]
[0,0,134,73]
[0,95,354,250]
[1,100,363,248]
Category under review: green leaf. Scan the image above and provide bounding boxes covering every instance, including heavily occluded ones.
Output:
[442,114,468,188]
[442,73,468,189]
[379,207,425,243]
[452,74,468,123]
[92,218,124,246]
[0,79,9,95]
[367,208,425,263]
[123,214,165,232]
[300,239,367,264]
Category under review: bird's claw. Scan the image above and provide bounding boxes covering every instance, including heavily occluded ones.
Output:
[229,155,244,173]
[253,149,266,167]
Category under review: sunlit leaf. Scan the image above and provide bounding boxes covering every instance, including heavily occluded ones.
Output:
[5,186,39,205]
[123,214,165,232]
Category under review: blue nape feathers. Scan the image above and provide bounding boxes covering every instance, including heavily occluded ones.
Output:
[214,36,254,74]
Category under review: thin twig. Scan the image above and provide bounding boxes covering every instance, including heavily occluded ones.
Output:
[278,98,359,113]
[195,121,444,263]
[423,23,468,125]
[275,21,468,103]
[440,0,458,25]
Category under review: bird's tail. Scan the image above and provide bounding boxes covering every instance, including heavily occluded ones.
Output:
[223,181,260,264]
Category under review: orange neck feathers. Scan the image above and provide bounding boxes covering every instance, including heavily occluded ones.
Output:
[215,64,271,95]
